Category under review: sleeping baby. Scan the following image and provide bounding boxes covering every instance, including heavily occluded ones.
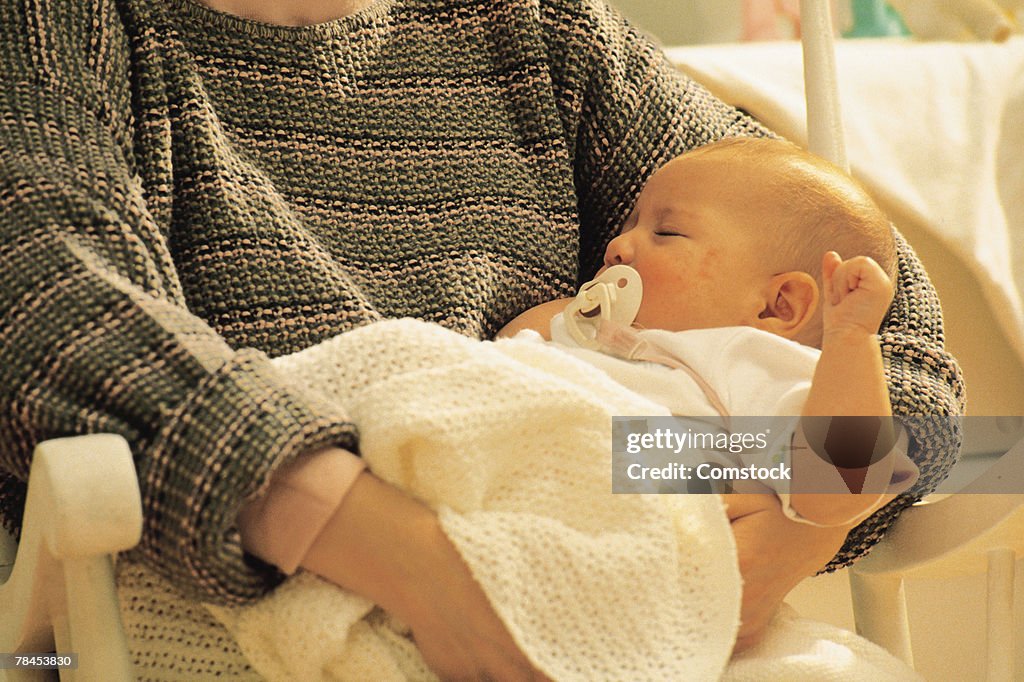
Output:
[499,136,918,526]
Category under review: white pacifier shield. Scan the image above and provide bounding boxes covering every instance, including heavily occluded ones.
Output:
[564,264,643,348]
[587,264,643,324]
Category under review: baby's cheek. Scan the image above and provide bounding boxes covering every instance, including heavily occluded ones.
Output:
[694,249,721,282]
[634,296,677,331]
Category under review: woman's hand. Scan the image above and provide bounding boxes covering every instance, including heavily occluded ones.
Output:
[302,471,548,680]
[722,492,852,654]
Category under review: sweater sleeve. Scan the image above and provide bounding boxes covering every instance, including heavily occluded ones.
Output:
[0,29,357,604]
[539,0,966,567]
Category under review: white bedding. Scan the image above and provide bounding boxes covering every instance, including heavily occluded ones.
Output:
[667,38,1024,364]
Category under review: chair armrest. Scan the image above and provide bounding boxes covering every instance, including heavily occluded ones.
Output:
[0,434,142,681]
[849,492,1024,674]
[852,494,1024,579]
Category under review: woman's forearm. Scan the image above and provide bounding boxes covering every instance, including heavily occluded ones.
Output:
[298,470,546,680]
[299,470,439,619]
[726,492,853,652]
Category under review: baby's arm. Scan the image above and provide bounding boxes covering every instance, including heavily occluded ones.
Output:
[497,298,573,340]
[788,252,898,526]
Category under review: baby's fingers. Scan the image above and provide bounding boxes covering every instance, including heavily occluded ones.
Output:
[821,251,843,305]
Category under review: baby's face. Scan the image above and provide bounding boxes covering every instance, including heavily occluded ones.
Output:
[598,152,775,333]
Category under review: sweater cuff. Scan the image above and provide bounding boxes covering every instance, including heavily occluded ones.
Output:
[133,348,358,604]
[236,446,366,574]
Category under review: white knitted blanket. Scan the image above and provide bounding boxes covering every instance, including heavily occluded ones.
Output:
[206,318,742,681]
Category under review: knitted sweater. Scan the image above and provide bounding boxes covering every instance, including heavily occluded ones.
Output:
[0,0,965,604]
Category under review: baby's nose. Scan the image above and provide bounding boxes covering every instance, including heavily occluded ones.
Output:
[604,233,633,266]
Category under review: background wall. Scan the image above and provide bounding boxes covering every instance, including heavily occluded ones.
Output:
[610,0,744,46]
[611,0,861,46]
[610,0,1024,46]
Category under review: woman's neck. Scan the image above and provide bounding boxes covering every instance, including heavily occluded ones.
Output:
[198,0,378,26]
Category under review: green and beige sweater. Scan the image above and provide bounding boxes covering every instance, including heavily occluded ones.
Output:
[0,0,964,604]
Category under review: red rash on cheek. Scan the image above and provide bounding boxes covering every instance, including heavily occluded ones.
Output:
[695,248,721,282]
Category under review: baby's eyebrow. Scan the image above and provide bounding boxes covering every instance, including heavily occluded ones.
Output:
[654,205,696,223]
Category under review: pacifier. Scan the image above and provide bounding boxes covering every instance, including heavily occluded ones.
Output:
[563,264,643,349]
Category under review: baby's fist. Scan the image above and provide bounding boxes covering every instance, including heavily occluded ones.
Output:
[821,251,894,337]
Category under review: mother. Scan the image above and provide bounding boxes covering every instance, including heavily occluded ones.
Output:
[0,0,962,677]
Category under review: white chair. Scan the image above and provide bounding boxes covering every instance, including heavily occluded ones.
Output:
[849,492,1024,681]
[0,435,141,682]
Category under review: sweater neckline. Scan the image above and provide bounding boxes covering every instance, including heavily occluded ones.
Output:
[166,0,395,41]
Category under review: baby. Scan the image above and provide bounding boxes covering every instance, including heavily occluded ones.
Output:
[500,136,916,527]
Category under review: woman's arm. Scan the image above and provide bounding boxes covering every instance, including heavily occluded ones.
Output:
[234,444,548,678]
[723,492,853,653]
[300,468,548,679]
[0,13,357,602]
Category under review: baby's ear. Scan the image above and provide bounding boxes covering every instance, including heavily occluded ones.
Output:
[753,271,819,341]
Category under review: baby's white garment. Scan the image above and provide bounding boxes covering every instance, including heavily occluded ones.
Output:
[548,315,819,418]
[544,316,917,523]
[720,603,924,681]
[548,317,813,496]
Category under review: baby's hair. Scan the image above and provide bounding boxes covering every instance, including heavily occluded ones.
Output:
[686,137,896,285]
